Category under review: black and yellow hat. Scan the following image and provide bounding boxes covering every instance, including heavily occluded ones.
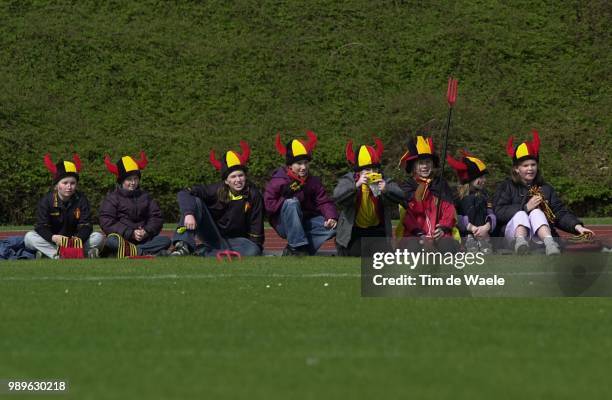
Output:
[275,131,317,165]
[104,152,148,183]
[210,141,250,179]
[345,137,384,171]
[44,154,81,184]
[398,135,440,172]
[506,129,540,165]
[447,150,488,184]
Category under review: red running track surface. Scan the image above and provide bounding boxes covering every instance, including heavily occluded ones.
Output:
[2,226,611,251]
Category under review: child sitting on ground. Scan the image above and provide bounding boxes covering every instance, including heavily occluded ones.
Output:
[493,130,594,255]
[447,149,496,254]
[333,137,405,256]
[397,135,458,252]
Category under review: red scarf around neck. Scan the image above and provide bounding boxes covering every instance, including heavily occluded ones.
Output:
[287,168,307,185]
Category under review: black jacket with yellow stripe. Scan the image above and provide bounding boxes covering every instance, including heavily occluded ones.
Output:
[34,191,93,243]
[177,182,264,247]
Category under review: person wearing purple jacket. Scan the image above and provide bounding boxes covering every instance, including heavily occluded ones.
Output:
[99,152,171,258]
[264,131,338,256]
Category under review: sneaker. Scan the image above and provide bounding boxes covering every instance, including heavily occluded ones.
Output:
[464,235,478,253]
[282,245,308,256]
[157,249,171,257]
[282,246,295,256]
[478,238,493,255]
[35,250,43,259]
[87,248,100,259]
[514,237,530,255]
[545,241,561,256]
[170,241,191,256]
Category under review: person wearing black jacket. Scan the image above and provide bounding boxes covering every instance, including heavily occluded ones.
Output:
[447,150,496,254]
[24,154,104,259]
[171,141,264,257]
[99,152,171,257]
[493,130,594,255]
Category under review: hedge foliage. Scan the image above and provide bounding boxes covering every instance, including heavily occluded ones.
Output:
[0,0,610,223]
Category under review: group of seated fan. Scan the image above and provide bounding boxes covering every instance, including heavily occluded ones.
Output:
[9,130,595,260]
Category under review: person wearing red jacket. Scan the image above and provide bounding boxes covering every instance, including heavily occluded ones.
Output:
[397,135,458,252]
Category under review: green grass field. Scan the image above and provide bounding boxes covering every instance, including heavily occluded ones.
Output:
[1,256,612,399]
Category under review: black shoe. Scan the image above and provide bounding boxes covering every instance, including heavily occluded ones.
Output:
[157,249,171,257]
[282,245,308,256]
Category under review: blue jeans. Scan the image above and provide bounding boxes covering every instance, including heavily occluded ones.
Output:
[275,198,336,255]
[173,197,262,257]
[105,234,171,256]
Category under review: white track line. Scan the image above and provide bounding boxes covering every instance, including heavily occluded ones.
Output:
[0,273,360,282]
[1,271,611,282]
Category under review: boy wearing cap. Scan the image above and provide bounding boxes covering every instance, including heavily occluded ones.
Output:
[333,137,405,256]
[99,152,171,257]
[171,141,264,257]
[264,131,338,256]
[24,154,104,259]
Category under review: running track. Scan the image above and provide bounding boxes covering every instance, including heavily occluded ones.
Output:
[2,226,611,252]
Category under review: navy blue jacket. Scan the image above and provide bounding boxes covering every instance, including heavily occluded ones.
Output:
[34,191,93,242]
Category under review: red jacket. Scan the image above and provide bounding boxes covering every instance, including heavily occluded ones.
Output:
[400,177,456,237]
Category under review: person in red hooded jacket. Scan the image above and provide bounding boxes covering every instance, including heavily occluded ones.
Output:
[397,135,458,252]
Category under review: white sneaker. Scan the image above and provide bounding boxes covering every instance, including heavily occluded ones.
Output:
[545,242,561,256]
[88,248,100,259]
[464,235,478,253]
[170,241,191,256]
[478,239,493,255]
[514,237,530,255]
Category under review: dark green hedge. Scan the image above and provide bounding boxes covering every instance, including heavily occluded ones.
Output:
[1,0,610,224]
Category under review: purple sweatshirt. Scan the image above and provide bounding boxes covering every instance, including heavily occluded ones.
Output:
[264,167,338,230]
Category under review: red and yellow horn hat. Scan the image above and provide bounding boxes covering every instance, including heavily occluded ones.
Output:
[398,135,439,172]
[345,136,384,171]
[104,151,148,183]
[44,153,82,184]
[506,129,540,165]
[275,131,317,165]
[446,149,488,184]
[210,140,250,179]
